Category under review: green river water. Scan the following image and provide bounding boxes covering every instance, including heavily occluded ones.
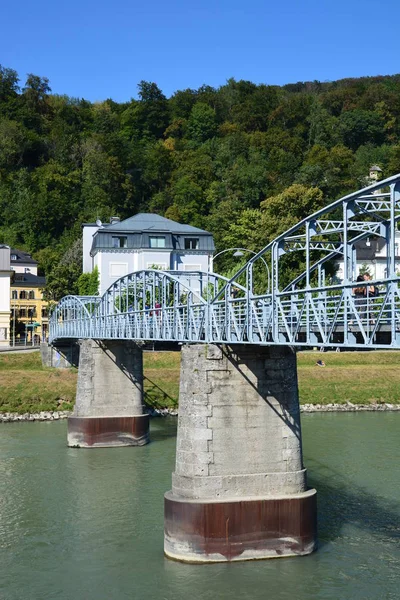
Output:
[0,413,399,600]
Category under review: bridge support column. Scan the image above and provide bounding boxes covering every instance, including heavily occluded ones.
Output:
[68,340,149,448]
[164,344,317,563]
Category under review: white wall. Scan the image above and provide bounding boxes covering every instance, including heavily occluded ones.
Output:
[334,232,400,281]
[82,225,99,273]
[174,253,209,272]
[93,248,212,295]
[0,272,11,312]
[335,258,400,281]
[96,251,139,295]
[139,250,172,271]
[11,264,38,275]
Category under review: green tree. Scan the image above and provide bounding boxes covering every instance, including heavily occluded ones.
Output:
[77,266,99,295]
[260,184,325,238]
[44,240,82,300]
[339,109,385,150]
[187,102,218,143]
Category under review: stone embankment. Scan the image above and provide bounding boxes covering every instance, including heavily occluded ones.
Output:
[300,402,400,412]
[1,403,399,422]
[0,411,72,422]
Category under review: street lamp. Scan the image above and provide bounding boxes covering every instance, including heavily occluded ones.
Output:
[210,247,270,293]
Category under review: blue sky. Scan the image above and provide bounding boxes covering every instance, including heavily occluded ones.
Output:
[2,0,400,102]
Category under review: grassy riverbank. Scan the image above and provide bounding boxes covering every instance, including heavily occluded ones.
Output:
[1,350,400,414]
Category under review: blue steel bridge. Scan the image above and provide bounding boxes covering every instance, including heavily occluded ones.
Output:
[50,173,400,350]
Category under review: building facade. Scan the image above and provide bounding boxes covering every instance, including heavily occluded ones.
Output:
[83,214,215,295]
[334,165,399,281]
[0,246,12,347]
[334,232,400,282]
[10,250,48,343]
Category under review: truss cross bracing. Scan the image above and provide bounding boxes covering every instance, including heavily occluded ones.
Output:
[50,174,400,349]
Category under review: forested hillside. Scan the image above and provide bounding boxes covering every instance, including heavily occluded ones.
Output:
[1,65,400,297]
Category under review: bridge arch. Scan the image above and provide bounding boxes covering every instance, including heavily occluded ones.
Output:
[50,174,400,348]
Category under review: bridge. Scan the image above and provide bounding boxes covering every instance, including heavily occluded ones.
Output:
[50,173,400,350]
[47,173,400,563]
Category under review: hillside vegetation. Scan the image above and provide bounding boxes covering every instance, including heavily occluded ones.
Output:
[1,67,400,297]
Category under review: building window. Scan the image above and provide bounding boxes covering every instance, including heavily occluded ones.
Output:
[184,238,199,250]
[11,290,17,299]
[42,308,48,318]
[19,291,27,299]
[112,236,127,249]
[11,254,17,260]
[149,236,166,248]
[19,309,26,318]
[28,291,35,299]
[109,262,128,278]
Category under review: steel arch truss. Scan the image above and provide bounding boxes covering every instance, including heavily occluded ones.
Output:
[50,270,246,344]
[50,174,400,349]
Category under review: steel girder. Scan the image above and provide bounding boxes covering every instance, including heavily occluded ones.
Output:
[50,174,400,349]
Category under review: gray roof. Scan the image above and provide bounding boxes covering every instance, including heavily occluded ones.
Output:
[10,248,38,265]
[99,214,211,235]
[354,237,386,260]
[12,273,46,286]
[370,165,382,172]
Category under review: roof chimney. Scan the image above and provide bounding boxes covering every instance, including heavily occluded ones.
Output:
[110,216,120,224]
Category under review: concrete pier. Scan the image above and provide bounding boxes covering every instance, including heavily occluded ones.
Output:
[68,340,149,448]
[164,344,317,562]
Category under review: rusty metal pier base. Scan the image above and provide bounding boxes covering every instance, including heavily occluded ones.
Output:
[164,490,317,562]
[67,415,149,448]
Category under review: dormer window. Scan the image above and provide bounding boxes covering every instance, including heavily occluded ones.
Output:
[112,236,127,249]
[185,238,199,250]
[149,236,166,248]
[11,254,17,260]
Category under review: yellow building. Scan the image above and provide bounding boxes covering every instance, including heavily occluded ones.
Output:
[10,249,48,343]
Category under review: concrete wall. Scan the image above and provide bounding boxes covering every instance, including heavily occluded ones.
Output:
[172,344,306,501]
[73,340,144,417]
[40,342,80,368]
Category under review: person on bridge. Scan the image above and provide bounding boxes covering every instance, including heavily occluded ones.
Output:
[363,273,378,324]
[353,275,366,323]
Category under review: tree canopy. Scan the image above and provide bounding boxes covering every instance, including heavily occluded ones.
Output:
[1,67,400,297]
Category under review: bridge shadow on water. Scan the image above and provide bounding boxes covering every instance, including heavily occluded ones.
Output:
[148,419,177,442]
[307,459,400,547]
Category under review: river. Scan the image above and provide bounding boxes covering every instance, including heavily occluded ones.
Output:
[0,413,399,600]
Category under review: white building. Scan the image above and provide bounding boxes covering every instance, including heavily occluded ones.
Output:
[335,232,400,282]
[9,248,38,275]
[0,245,12,346]
[82,214,215,295]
